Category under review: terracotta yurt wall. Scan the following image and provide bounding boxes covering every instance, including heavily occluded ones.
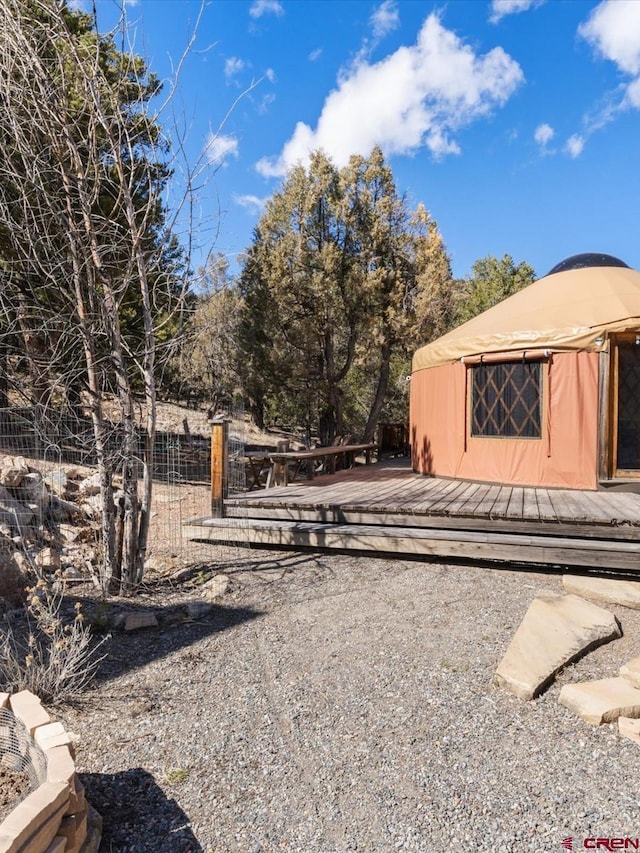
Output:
[410,351,599,490]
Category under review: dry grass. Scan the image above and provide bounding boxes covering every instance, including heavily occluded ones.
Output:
[0,583,108,705]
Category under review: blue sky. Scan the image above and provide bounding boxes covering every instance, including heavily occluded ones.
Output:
[90,0,640,280]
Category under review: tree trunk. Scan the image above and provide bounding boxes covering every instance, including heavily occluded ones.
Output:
[362,338,392,443]
[0,340,8,410]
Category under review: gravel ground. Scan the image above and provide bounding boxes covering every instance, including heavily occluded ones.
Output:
[59,549,640,853]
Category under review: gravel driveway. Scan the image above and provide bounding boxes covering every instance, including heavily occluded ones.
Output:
[61,549,640,853]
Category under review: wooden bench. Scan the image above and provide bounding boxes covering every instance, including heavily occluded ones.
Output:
[266,443,377,488]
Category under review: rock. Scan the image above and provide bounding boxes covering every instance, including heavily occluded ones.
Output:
[12,551,28,572]
[186,601,215,619]
[81,502,99,518]
[49,494,81,521]
[0,483,35,532]
[44,470,69,498]
[64,467,85,481]
[83,803,103,853]
[63,565,84,582]
[563,574,640,610]
[78,472,102,496]
[619,716,640,746]
[494,592,621,700]
[0,456,29,488]
[559,677,640,725]
[144,555,169,573]
[83,493,104,515]
[620,656,640,687]
[58,524,79,543]
[15,471,49,509]
[201,573,230,601]
[124,611,159,632]
[35,547,61,571]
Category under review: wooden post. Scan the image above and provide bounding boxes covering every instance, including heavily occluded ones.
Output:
[210,418,229,517]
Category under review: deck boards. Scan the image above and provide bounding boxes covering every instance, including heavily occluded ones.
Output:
[225,459,640,526]
[191,459,640,572]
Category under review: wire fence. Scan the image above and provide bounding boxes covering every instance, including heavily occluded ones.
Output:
[0,705,47,795]
[0,402,248,568]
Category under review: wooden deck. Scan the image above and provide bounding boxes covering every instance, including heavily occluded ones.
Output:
[184,459,640,574]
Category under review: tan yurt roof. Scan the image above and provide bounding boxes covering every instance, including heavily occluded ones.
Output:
[413,257,640,372]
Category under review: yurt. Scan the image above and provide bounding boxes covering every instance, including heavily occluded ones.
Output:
[410,253,640,490]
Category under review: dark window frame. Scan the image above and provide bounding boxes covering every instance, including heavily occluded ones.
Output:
[469,359,544,439]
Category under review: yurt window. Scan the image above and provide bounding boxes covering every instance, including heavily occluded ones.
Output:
[470,360,542,439]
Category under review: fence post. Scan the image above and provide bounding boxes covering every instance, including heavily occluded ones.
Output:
[210,417,229,517]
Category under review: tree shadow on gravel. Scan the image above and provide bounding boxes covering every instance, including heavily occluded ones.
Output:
[67,595,262,687]
[81,767,203,852]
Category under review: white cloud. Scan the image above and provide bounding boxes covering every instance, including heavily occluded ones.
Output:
[579,0,640,76]
[225,57,245,81]
[255,13,523,178]
[371,1,400,40]
[249,0,284,19]
[565,134,585,158]
[534,122,554,147]
[489,0,542,25]
[579,0,640,114]
[309,48,323,62]
[258,93,276,114]
[205,133,239,166]
[265,67,276,83]
[234,194,269,215]
[626,77,640,108]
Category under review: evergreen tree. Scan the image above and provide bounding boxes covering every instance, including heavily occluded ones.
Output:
[454,254,536,325]
[239,147,454,443]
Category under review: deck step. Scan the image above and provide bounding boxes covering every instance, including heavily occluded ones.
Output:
[223,504,640,541]
[184,517,640,573]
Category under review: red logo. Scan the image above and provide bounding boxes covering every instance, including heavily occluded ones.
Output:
[562,840,573,851]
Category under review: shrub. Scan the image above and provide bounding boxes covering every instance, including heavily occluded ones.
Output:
[0,582,108,704]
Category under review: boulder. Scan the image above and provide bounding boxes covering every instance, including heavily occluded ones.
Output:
[186,601,215,619]
[35,547,61,572]
[44,470,69,498]
[201,573,230,601]
[123,611,158,632]
[495,592,621,700]
[78,472,102,496]
[0,456,29,488]
[0,483,34,532]
[14,471,50,510]
[620,656,640,688]
[58,524,79,543]
[559,677,640,725]
[49,495,81,522]
[562,574,640,610]
[619,716,640,746]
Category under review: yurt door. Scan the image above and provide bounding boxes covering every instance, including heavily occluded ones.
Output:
[612,336,640,476]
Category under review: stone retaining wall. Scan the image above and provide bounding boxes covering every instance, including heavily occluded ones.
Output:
[0,691,98,853]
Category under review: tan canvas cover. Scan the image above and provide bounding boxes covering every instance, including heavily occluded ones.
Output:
[413,266,640,372]
[410,352,599,489]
